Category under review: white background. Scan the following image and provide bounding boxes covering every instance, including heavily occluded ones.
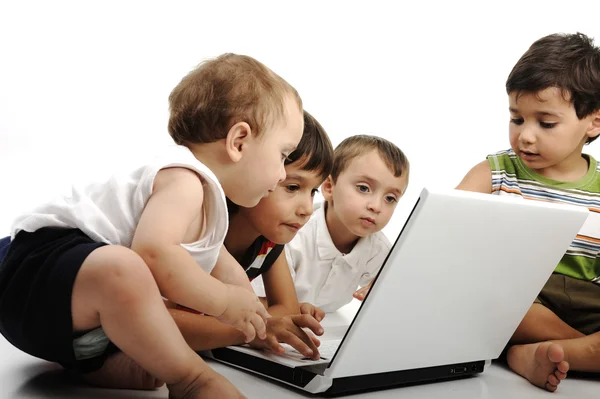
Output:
[1,0,599,241]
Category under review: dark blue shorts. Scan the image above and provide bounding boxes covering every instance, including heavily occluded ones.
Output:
[0,236,10,264]
[0,227,114,372]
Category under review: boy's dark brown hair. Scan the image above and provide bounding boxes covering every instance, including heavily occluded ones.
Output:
[330,135,409,183]
[227,110,334,216]
[168,53,302,145]
[506,32,600,143]
[286,111,334,183]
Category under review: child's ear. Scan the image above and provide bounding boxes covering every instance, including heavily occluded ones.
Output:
[587,111,600,140]
[321,175,334,201]
[225,121,252,162]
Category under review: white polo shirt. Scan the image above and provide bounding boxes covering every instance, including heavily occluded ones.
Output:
[287,203,391,313]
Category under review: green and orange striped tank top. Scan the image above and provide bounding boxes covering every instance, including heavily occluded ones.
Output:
[488,149,600,283]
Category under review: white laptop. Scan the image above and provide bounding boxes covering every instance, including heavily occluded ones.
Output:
[203,187,589,395]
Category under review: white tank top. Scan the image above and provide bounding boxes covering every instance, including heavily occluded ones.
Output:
[11,145,228,274]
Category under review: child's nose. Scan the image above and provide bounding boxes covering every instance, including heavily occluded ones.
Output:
[519,125,537,144]
[297,195,314,217]
[278,164,287,183]
[368,198,382,213]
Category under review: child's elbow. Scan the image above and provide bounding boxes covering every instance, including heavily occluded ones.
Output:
[131,243,169,276]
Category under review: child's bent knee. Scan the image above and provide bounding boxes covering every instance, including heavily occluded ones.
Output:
[78,246,156,297]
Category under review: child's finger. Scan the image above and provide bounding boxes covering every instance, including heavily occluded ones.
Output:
[292,314,324,336]
[250,313,267,340]
[305,330,321,347]
[353,287,368,300]
[312,306,326,321]
[281,331,317,359]
[305,306,323,320]
[265,336,285,354]
[238,321,255,343]
[299,302,311,315]
[255,301,271,321]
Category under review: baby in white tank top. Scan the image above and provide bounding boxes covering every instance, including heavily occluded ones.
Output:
[1,53,305,398]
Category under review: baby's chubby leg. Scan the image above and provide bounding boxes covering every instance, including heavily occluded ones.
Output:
[71,245,245,398]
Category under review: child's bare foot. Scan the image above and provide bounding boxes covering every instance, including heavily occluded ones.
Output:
[168,369,246,399]
[507,341,569,392]
[82,350,164,389]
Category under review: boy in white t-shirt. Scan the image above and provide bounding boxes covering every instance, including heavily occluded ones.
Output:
[288,135,409,313]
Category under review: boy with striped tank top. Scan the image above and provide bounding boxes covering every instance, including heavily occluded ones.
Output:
[457,33,600,393]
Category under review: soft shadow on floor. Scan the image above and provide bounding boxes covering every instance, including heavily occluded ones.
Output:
[15,362,163,399]
[567,370,600,382]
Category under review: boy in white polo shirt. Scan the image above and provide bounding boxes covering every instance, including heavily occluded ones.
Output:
[287,135,410,313]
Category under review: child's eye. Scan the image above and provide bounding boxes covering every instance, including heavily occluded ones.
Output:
[510,118,523,125]
[540,121,557,129]
[311,188,319,197]
[385,196,397,204]
[357,184,370,193]
[286,184,299,192]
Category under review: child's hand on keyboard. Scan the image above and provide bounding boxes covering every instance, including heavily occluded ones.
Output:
[299,302,325,322]
[216,284,270,343]
[249,314,323,360]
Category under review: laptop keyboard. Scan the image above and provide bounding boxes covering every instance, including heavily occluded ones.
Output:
[284,339,342,361]
[317,339,342,359]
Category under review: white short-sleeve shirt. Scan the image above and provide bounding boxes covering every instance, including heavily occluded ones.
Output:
[287,203,391,313]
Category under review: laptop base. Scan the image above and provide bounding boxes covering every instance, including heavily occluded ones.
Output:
[324,360,485,396]
[206,348,485,395]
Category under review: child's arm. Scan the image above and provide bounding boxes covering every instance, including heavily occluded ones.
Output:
[210,246,254,292]
[247,252,322,358]
[169,250,323,359]
[131,167,268,342]
[169,308,253,350]
[456,160,493,193]
[261,251,301,316]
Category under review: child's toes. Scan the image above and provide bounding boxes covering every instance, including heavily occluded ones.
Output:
[547,373,560,386]
[555,369,567,381]
[557,360,569,374]
[545,382,558,392]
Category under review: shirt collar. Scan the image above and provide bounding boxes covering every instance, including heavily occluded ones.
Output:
[315,203,374,269]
